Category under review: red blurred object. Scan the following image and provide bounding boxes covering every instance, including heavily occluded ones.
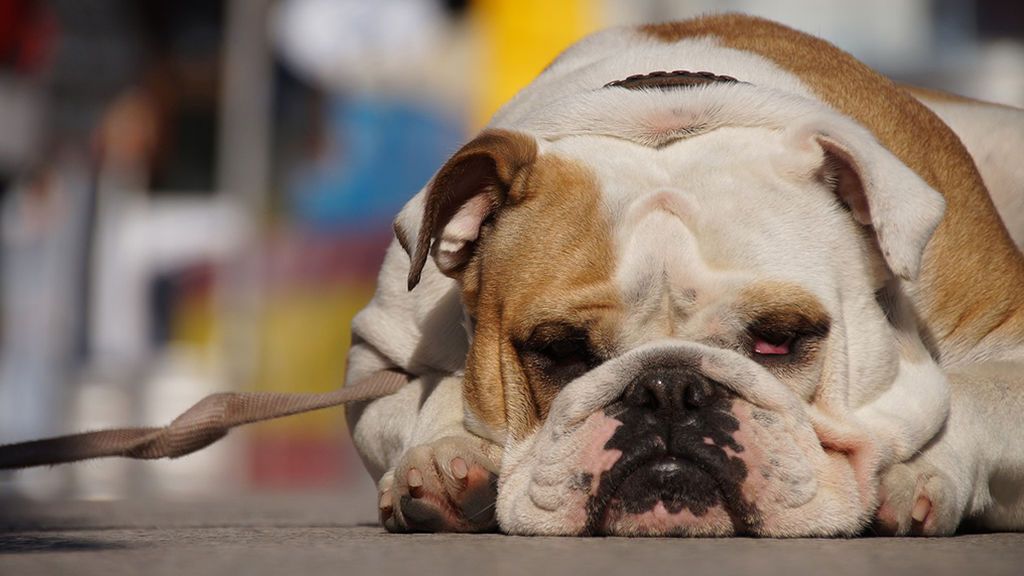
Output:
[265,229,392,288]
[246,433,352,489]
[0,0,55,74]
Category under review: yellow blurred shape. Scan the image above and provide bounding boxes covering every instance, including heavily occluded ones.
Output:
[254,284,376,434]
[472,0,604,128]
[171,287,215,352]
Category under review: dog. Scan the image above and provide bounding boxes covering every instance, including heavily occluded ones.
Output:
[343,14,1024,536]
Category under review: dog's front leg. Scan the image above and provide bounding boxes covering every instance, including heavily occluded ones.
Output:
[875,362,1024,535]
[347,370,502,533]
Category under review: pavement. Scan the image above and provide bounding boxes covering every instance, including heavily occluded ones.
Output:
[2,491,1023,576]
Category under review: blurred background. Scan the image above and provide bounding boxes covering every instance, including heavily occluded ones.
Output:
[0,0,1020,502]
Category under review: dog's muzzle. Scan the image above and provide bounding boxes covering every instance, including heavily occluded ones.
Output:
[585,366,756,533]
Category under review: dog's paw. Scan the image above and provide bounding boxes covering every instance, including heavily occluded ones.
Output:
[378,435,499,533]
[874,459,964,536]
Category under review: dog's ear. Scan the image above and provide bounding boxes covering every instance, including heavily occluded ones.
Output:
[393,191,425,259]
[786,121,946,281]
[407,129,538,290]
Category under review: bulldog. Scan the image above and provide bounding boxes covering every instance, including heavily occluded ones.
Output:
[344,14,1024,537]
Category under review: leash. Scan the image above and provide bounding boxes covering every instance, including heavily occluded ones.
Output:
[0,369,411,470]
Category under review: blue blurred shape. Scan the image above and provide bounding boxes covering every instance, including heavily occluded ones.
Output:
[288,96,464,233]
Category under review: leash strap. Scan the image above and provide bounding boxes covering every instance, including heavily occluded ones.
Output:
[0,369,411,470]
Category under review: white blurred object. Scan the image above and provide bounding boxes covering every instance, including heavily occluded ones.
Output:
[972,40,1024,108]
[139,347,242,499]
[0,156,91,498]
[604,0,934,75]
[729,0,933,73]
[271,0,446,93]
[0,75,43,173]
[70,372,135,500]
[81,178,249,498]
[69,349,242,500]
[90,190,249,366]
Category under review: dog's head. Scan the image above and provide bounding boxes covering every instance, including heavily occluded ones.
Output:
[397,94,948,536]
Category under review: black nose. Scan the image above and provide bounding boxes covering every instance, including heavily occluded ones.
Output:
[622,368,724,413]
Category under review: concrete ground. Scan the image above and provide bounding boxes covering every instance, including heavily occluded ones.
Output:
[2,491,1023,576]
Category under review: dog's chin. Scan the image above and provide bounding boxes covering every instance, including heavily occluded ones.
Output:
[593,456,749,536]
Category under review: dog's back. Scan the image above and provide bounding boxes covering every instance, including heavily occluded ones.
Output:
[909,87,1024,249]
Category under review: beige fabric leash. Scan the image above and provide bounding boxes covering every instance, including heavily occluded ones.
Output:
[0,369,411,470]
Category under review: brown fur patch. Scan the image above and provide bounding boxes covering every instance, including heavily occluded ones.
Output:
[462,154,621,440]
[737,282,831,336]
[639,14,1024,364]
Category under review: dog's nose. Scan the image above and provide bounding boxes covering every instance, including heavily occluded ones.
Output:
[622,368,723,413]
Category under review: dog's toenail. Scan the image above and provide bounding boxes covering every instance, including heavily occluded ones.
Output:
[911,496,930,523]
[408,469,423,489]
[451,457,469,480]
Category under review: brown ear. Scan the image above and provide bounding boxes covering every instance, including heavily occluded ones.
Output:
[407,129,538,290]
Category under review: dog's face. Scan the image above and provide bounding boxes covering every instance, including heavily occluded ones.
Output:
[401,114,949,536]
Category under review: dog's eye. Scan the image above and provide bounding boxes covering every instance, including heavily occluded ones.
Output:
[746,313,829,364]
[518,324,597,386]
[752,331,795,356]
[742,295,831,368]
[532,337,594,386]
[749,311,827,364]
[542,338,588,364]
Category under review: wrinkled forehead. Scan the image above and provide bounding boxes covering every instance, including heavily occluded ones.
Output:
[542,129,853,297]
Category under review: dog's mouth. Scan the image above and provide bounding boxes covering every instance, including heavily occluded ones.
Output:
[606,455,723,515]
[583,412,760,535]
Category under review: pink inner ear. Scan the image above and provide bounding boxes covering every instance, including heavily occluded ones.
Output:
[435,194,493,274]
[753,339,790,355]
[445,194,492,243]
[819,138,872,226]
